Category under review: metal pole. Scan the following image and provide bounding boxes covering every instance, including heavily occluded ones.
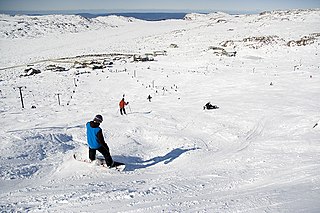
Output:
[14,86,26,109]
[55,93,61,105]
[18,87,25,108]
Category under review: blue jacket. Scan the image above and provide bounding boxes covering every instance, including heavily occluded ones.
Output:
[86,121,103,149]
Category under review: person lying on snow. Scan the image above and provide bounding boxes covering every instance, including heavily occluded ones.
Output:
[86,114,114,167]
[203,102,219,110]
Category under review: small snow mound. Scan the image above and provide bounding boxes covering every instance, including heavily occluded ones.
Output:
[94,15,140,24]
[184,12,232,21]
[0,131,76,180]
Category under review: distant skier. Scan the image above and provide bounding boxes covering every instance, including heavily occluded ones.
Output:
[147,95,152,102]
[86,114,114,167]
[119,97,129,115]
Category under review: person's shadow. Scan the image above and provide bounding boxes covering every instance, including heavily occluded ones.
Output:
[114,147,199,171]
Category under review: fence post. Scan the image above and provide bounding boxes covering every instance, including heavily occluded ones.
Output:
[55,93,61,105]
[14,86,26,108]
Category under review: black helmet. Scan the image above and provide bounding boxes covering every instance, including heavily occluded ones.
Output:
[93,114,103,123]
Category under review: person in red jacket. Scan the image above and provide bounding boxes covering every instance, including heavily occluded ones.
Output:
[119,98,129,115]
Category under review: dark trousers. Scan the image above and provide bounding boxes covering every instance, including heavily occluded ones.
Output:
[89,147,113,166]
[120,108,126,115]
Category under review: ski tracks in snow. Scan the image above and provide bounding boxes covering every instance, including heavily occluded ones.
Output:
[236,117,267,152]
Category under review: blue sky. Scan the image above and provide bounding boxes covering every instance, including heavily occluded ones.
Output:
[0,0,319,12]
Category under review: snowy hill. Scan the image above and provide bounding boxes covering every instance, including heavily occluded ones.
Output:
[183,11,232,21]
[0,9,320,212]
[0,14,139,39]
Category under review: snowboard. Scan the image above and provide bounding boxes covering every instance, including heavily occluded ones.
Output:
[73,153,126,171]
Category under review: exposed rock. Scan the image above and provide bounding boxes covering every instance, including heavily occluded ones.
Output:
[45,65,67,72]
[287,33,320,46]
[21,67,41,76]
[169,44,179,48]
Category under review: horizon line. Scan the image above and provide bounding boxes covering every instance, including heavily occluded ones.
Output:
[1,8,318,16]
[0,8,265,14]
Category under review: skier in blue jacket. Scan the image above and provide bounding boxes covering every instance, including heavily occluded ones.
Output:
[86,114,114,167]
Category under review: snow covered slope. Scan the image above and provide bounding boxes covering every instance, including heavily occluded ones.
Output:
[0,14,138,39]
[0,9,320,212]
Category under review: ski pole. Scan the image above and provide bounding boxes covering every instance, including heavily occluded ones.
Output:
[128,105,132,113]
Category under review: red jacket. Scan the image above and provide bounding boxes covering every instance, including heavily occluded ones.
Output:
[119,99,127,108]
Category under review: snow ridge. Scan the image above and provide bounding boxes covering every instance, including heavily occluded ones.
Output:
[0,14,138,39]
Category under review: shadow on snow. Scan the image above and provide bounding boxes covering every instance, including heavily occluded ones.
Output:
[115,147,199,172]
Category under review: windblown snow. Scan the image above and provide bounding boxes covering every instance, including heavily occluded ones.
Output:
[0,9,320,212]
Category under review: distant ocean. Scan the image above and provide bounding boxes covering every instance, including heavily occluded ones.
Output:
[0,11,188,21]
[0,10,260,21]
[77,13,188,21]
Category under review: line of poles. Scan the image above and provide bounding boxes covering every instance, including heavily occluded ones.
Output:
[13,86,63,108]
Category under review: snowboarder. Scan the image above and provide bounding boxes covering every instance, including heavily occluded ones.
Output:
[119,98,129,115]
[147,95,152,102]
[86,114,114,167]
[203,102,219,110]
